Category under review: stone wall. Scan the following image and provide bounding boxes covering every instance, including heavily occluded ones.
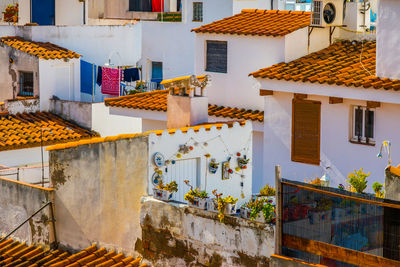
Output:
[0,177,55,246]
[49,99,92,130]
[138,197,274,267]
[6,97,40,114]
[49,135,149,253]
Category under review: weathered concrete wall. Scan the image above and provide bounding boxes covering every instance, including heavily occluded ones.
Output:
[138,197,274,267]
[6,97,40,114]
[49,99,92,130]
[0,177,54,246]
[385,166,400,201]
[0,44,39,102]
[49,135,149,253]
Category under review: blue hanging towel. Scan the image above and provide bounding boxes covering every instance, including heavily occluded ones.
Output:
[123,68,140,82]
[80,60,95,95]
[97,66,103,86]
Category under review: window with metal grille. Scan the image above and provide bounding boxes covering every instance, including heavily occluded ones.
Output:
[206,41,227,73]
[193,2,203,22]
[19,72,34,96]
[311,0,322,26]
[351,106,375,145]
[292,99,321,165]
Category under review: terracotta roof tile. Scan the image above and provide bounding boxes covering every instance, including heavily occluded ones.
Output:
[1,36,80,60]
[0,238,143,266]
[104,90,264,122]
[192,9,311,37]
[250,40,400,91]
[0,111,98,152]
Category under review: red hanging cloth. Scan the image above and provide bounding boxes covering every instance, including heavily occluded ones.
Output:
[152,0,164,12]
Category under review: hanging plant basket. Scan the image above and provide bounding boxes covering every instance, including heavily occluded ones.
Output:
[237,157,250,169]
[153,188,173,202]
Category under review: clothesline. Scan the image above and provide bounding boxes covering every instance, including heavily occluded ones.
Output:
[80,59,142,99]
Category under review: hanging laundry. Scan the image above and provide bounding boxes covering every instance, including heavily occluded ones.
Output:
[101,67,120,96]
[152,0,164,12]
[80,60,95,95]
[123,68,140,82]
[96,66,103,86]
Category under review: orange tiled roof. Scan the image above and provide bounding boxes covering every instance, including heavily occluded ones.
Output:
[0,111,98,152]
[47,121,248,151]
[192,10,311,37]
[250,40,400,90]
[1,36,80,60]
[104,90,264,122]
[0,238,147,266]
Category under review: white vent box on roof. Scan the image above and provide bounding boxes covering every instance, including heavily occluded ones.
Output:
[311,0,344,27]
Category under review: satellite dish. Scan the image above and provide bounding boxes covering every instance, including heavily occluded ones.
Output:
[323,3,336,24]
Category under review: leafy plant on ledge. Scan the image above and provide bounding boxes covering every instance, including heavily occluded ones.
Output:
[184,180,208,204]
[243,198,275,223]
[372,182,385,198]
[347,168,369,194]
[259,184,276,197]
[212,189,238,223]
[156,180,178,193]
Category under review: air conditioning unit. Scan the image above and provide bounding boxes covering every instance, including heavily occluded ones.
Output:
[311,0,344,27]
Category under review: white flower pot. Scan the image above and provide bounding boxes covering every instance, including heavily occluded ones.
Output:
[240,207,265,223]
[188,197,209,210]
[153,188,173,202]
[207,198,236,214]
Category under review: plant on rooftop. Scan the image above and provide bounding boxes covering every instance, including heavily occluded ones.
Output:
[347,168,369,194]
[259,184,276,197]
[372,182,385,198]
[305,177,322,186]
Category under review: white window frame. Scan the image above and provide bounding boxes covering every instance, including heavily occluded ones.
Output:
[351,106,375,145]
[193,2,203,22]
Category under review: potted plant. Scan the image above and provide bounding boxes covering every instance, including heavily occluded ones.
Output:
[258,184,276,204]
[240,198,275,223]
[153,180,178,202]
[3,4,18,23]
[237,156,250,169]
[209,190,238,222]
[372,182,384,198]
[209,159,219,174]
[347,168,369,194]
[184,180,209,209]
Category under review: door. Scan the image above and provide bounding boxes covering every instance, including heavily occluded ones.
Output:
[31,0,55,25]
[164,158,199,203]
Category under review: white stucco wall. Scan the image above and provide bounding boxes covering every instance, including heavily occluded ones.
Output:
[55,0,85,25]
[233,0,272,14]
[0,25,142,66]
[376,0,400,79]
[263,91,400,191]
[0,147,49,167]
[148,121,253,207]
[39,58,80,111]
[195,33,285,110]
[91,102,142,136]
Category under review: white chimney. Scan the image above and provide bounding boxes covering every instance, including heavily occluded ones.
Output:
[163,75,210,129]
[376,0,400,79]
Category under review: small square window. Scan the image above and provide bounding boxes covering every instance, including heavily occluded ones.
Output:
[351,106,375,145]
[193,2,203,22]
[19,72,34,96]
[206,41,227,73]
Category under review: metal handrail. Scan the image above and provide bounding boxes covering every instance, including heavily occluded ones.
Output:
[0,202,57,246]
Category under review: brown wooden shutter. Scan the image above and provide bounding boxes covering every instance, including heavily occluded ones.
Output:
[291,99,321,165]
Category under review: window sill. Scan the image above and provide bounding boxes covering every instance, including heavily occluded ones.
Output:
[192,20,203,22]
[349,140,375,146]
